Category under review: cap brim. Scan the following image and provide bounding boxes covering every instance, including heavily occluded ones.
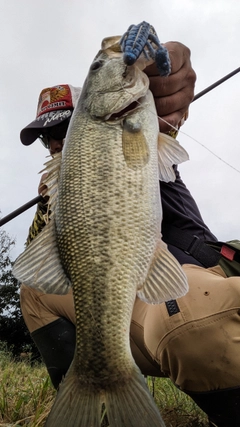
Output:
[20,109,72,146]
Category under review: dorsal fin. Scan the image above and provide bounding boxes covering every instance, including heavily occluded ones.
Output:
[13,152,71,294]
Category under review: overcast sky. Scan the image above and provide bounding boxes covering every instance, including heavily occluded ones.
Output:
[1,0,240,260]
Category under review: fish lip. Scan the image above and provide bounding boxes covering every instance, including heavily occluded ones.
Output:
[105,98,142,122]
[104,96,145,122]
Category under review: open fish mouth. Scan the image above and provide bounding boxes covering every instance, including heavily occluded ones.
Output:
[104,96,145,121]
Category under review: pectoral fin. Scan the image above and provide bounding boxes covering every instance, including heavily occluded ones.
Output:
[158,132,189,182]
[122,119,149,169]
[137,240,188,303]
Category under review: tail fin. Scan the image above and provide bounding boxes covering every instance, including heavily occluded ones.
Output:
[106,369,165,426]
[45,363,165,427]
[45,363,102,427]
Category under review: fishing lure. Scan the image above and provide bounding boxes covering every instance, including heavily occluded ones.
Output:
[120,21,171,76]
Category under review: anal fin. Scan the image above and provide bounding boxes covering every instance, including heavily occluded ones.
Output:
[137,241,188,303]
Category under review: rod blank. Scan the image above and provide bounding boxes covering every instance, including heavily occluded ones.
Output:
[0,195,43,227]
[193,67,240,102]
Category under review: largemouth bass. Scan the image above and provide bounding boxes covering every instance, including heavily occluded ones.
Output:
[14,36,189,426]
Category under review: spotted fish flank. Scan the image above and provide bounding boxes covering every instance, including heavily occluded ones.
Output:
[13,33,189,427]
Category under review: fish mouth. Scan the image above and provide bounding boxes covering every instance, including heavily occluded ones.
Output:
[104,97,144,121]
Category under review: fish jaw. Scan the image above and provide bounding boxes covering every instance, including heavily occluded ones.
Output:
[78,53,149,120]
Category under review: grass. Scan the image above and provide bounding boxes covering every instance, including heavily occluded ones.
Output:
[0,346,209,427]
[0,345,56,427]
[147,377,209,427]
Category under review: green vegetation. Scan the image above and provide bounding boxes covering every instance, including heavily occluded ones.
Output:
[0,343,55,426]
[147,377,209,427]
[0,224,39,358]
[0,345,209,427]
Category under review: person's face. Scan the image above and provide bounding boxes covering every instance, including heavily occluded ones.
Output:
[48,138,64,155]
[39,119,69,153]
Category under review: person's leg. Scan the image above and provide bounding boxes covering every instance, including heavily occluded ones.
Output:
[31,318,76,389]
[20,284,76,332]
[131,264,240,424]
[130,300,165,377]
[20,284,76,389]
[188,388,240,427]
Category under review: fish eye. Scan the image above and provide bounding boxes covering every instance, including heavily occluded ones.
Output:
[90,60,104,71]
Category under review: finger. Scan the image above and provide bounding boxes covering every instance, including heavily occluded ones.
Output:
[154,83,194,122]
[158,112,186,133]
[38,172,48,195]
[164,41,191,74]
[38,184,48,196]
[147,59,196,99]
[145,41,196,98]
[145,41,191,77]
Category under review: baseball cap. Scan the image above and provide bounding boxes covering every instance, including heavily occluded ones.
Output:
[20,84,81,146]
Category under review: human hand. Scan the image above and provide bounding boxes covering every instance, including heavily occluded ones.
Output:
[144,41,196,133]
[38,173,48,197]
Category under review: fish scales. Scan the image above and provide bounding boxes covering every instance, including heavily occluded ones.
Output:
[57,108,157,382]
[13,37,189,427]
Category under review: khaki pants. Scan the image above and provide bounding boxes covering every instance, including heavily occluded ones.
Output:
[20,285,76,332]
[20,264,240,393]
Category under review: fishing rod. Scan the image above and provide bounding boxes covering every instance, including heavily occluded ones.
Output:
[193,66,240,102]
[0,195,43,227]
[1,66,239,228]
